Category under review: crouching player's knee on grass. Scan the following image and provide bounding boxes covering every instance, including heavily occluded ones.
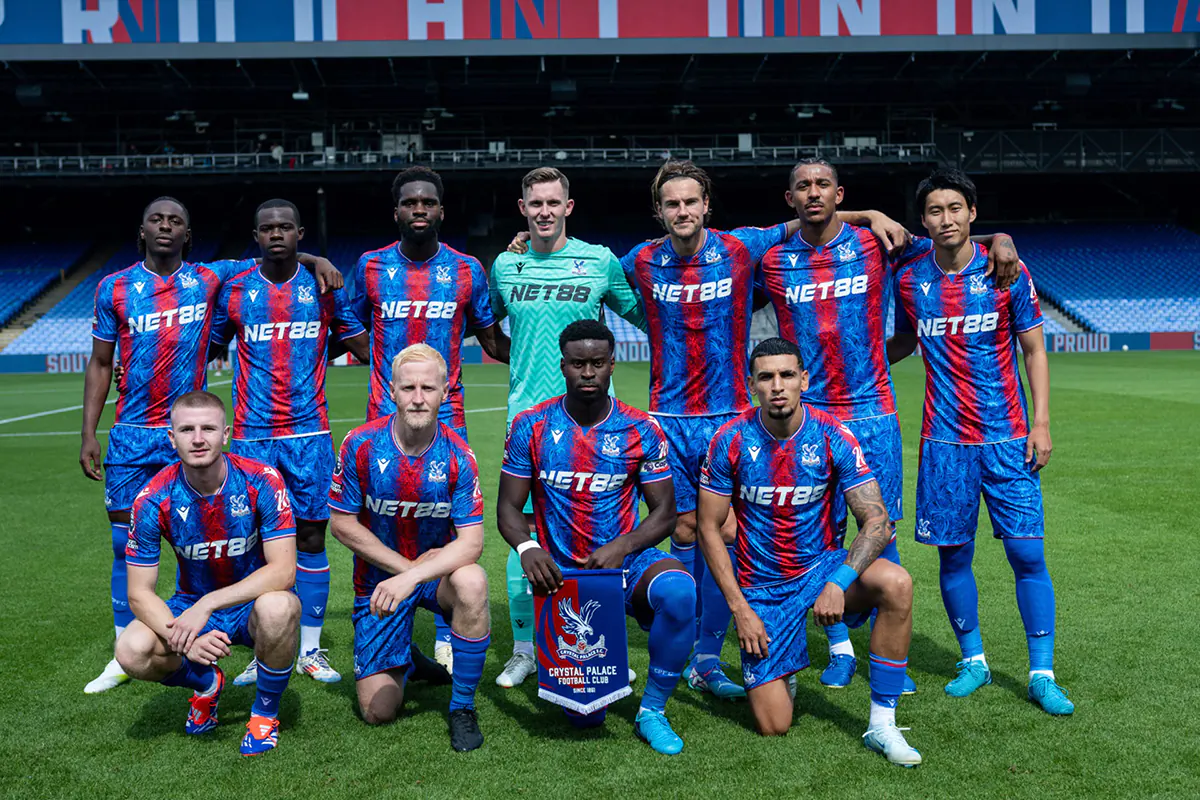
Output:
[331,344,491,752]
[117,391,301,757]
[697,338,923,766]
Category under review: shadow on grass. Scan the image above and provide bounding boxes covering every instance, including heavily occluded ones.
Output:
[124,680,303,740]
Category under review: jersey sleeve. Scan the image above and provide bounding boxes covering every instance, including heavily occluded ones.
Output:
[487,256,508,323]
[731,223,789,265]
[603,249,647,332]
[466,257,498,330]
[893,271,915,335]
[450,447,485,527]
[830,423,875,494]
[329,433,364,514]
[204,258,255,283]
[92,277,118,342]
[125,489,164,567]
[254,466,297,541]
[888,235,934,270]
[637,419,672,485]
[698,430,736,496]
[209,282,236,347]
[351,254,372,330]
[331,287,367,341]
[500,412,534,479]
[1009,262,1044,332]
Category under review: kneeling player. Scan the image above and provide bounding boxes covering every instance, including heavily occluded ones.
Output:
[497,320,696,756]
[116,391,301,757]
[329,344,490,752]
[697,338,921,767]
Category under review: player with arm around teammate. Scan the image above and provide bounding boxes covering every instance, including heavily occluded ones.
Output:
[208,199,369,687]
[81,197,340,694]
[696,338,921,766]
[115,391,301,757]
[496,320,696,755]
[329,344,491,752]
[888,168,1071,715]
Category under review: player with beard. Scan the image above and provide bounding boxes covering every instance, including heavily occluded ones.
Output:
[353,166,507,673]
[82,197,340,694]
[116,391,301,756]
[330,345,491,751]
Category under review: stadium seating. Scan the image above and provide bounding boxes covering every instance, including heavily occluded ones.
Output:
[0,242,89,327]
[4,241,219,355]
[992,224,1200,333]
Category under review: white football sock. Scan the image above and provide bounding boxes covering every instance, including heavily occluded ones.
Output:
[966,653,988,667]
[1030,669,1055,680]
[869,700,897,730]
[514,640,534,658]
[300,625,322,656]
[829,640,855,658]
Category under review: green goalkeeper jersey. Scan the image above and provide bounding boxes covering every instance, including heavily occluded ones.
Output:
[489,237,646,425]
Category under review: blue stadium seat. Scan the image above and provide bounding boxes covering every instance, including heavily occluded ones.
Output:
[0,242,90,327]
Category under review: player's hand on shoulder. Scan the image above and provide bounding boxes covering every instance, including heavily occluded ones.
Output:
[868,213,911,258]
[812,584,845,627]
[580,538,630,571]
[186,631,232,666]
[507,231,531,255]
[79,435,103,481]
[986,234,1020,289]
[166,603,213,656]
[1027,422,1052,471]
[520,547,563,595]
[309,256,343,294]
[371,573,417,618]
[732,605,770,659]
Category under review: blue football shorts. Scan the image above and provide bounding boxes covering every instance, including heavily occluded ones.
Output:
[104,424,177,512]
[914,437,1045,547]
[352,579,445,680]
[653,412,740,515]
[232,434,334,521]
[166,594,256,648]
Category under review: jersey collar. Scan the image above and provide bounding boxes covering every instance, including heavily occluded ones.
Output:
[559,396,615,433]
[389,414,440,460]
[754,405,808,443]
[180,454,231,499]
[792,221,847,252]
[662,229,710,264]
[393,241,444,266]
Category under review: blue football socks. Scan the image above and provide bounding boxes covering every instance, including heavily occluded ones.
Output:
[1004,537,1057,674]
[111,522,134,629]
[938,541,985,659]
[252,660,292,718]
[641,570,696,713]
[449,632,490,711]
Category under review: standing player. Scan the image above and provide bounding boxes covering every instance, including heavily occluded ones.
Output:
[497,320,695,755]
[329,345,491,752]
[80,197,339,694]
[696,338,921,766]
[488,167,648,689]
[115,391,301,757]
[889,168,1072,715]
[620,161,911,699]
[757,159,1020,689]
[210,199,369,687]
[354,166,506,672]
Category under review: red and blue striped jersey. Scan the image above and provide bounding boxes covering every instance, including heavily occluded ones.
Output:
[501,397,672,567]
[757,225,933,421]
[353,242,497,426]
[329,418,483,597]
[621,225,787,416]
[211,268,365,440]
[699,407,875,588]
[93,259,253,427]
[125,454,296,600]
[893,246,1044,444]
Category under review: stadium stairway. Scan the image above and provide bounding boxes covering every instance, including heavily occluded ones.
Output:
[1039,298,1086,334]
[0,242,119,352]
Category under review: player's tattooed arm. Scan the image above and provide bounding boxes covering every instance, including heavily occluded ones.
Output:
[886,333,918,365]
[970,233,1020,289]
[582,477,675,569]
[80,337,116,481]
[475,323,511,364]
[842,480,892,575]
[497,472,563,593]
[698,488,770,657]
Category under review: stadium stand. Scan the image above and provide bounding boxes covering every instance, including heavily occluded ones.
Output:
[0,242,90,327]
[1002,225,1200,333]
[3,241,219,355]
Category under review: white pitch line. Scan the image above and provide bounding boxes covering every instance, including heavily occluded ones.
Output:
[0,400,506,438]
[0,379,233,427]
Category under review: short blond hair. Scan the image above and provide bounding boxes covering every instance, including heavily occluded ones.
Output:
[391,343,447,384]
[521,167,569,198]
[171,390,226,421]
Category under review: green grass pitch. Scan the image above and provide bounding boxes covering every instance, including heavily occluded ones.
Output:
[1,353,1197,799]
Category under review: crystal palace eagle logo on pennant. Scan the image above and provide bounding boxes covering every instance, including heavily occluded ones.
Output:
[556,598,608,662]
